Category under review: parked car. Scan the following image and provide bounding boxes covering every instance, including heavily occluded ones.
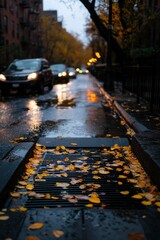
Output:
[0,58,53,95]
[50,64,69,84]
[68,67,77,79]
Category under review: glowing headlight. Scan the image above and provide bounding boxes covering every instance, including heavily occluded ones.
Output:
[58,72,67,77]
[27,72,38,80]
[0,74,6,81]
[62,72,67,76]
[58,73,62,77]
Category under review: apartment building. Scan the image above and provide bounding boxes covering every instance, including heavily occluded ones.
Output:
[0,0,43,69]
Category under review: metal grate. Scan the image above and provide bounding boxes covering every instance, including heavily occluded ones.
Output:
[25,149,145,209]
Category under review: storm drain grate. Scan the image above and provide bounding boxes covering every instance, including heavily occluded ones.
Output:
[25,149,145,209]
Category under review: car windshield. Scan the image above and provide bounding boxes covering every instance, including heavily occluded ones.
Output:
[8,59,41,71]
[50,64,66,71]
[68,68,75,72]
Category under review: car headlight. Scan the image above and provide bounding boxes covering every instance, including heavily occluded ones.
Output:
[62,72,67,76]
[0,74,6,81]
[27,72,38,80]
[58,72,67,77]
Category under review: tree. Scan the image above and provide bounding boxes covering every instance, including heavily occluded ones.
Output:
[61,0,160,63]
[40,14,92,67]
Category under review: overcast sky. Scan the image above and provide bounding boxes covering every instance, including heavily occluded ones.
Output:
[43,0,89,45]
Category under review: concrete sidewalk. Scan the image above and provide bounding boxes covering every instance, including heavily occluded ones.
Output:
[97,81,160,190]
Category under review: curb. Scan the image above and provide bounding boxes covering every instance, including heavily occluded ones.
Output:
[97,82,149,133]
[0,142,35,207]
[131,131,160,190]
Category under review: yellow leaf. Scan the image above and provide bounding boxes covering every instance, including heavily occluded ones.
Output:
[52,230,64,238]
[88,192,101,204]
[10,192,21,198]
[121,120,126,126]
[61,146,66,150]
[120,191,129,195]
[69,164,75,171]
[0,215,9,221]
[99,169,110,174]
[45,193,51,199]
[118,181,123,185]
[93,175,101,179]
[26,184,34,191]
[89,197,101,204]
[141,200,152,206]
[118,175,127,179]
[85,203,93,208]
[56,182,69,188]
[28,222,44,230]
[132,194,143,199]
[19,207,27,212]
[71,143,77,146]
[155,202,160,207]
[18,181,27,186]
[26,236,40,240]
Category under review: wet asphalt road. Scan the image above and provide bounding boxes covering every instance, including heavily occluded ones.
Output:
[0,74,126,160]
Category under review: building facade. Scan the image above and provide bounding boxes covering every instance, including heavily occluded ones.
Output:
[0,0,43,69]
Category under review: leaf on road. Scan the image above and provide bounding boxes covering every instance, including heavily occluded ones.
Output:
[26,236,40,240]
[0,215,10,221]
[132,194,143,199]
[56,182,69,188]
[10,192,21,198]
[28,222,44,230]
[26,184,34,191]
[52,230,64,238]
[89,192,101,204]
[71,143,77,146]
[128,232,145,240]
[120,191,129,195]
[141,200,152,206]
[155,202,160,207]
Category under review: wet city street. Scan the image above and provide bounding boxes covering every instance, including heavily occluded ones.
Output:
[0,73,160,240]
[0,73,126,161]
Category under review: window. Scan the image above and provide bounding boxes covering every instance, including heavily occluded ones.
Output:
[16,5,19,17]
[16,24,19,38]
[9,0,14,12]
[4,16,8,33]
[11,20,15,37]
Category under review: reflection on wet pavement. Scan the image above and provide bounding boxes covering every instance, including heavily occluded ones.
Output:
[43,75,125,138]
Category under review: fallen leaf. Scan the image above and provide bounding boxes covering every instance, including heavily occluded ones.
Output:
[141,200,152,206]
[26,184,34,191]
[118,175,127,179]
[128,232,145,240]
[26,236,40,240]
[10,192,21,198]
[28,222,44,230]
[71,143,77,146]
[88,192,101,204]
[56,182,69,188]
[19,206,27,212]
[155,202,160,207]
[52,230,64,238]
[132,194,143,199]
[0,215,9,221]
[85,203,93,208]
[120,191,129,195]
